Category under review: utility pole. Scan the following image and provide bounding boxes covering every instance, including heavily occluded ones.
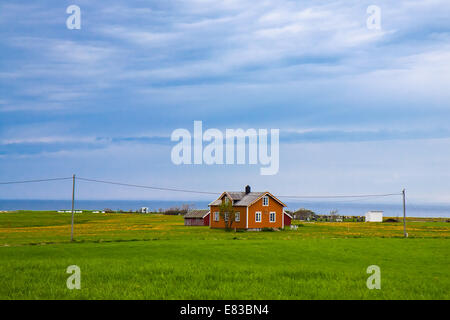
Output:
[71,174,76,242]
[402,188,407,238]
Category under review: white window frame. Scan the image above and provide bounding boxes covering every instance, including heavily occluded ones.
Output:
[214,212,219,221]
[224,212,229,221]
[262,196,269,206]
[235,212,240,222]
[270,212,276,223]
[255,211,262,222]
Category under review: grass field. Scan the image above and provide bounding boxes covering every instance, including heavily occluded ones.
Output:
[0,211,449,299]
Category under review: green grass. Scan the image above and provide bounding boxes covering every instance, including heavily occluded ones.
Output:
[0,211,449,299]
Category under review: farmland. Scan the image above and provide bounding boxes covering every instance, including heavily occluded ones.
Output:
[0,211,449,299]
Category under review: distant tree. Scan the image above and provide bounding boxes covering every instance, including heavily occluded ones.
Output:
[329,210,339,222]
[181,204,192,213]
[164,207,181,215]
[219,200,236,230]
[292,208,316,220]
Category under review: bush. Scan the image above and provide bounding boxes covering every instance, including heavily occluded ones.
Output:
[163,204,192,215]
[384,218,399,223]
[261,227,275,232]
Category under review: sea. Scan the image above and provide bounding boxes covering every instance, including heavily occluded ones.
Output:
[0,199,449,218]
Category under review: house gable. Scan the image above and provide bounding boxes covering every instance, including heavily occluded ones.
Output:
[244,192,286,208]
[247,194,284,229]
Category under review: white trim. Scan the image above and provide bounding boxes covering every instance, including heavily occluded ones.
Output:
[235,212,240,222]
[246,207,248,229]
[282,210,284,228]
[255,211,262,222]
[284,212,293,219]
[269,211,276,223]
[202,211,210,218]
[214,212,219,221]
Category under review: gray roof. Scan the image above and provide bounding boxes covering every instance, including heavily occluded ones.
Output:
[209,192,267,207]
[184,209,210,218]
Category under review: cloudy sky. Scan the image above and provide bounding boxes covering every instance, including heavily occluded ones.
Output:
[1,0,450,203]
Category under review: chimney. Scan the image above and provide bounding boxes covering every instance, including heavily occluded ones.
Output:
[245,185,251,194]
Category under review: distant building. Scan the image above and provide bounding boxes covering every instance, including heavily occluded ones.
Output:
[140,207,149,213]
[365,211,383,222]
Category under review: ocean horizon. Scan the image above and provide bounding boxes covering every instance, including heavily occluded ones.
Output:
[1,199,449,218]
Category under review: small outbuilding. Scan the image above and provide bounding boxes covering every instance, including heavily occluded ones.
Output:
[365,210,383,222]
[184,209,210,226]
[284,211,293,227]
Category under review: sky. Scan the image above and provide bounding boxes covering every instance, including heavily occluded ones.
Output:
[0,0,450,203]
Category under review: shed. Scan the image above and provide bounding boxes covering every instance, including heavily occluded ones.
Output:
[365,211,383,222]
[184,209,210,226]
[284,211,293,227]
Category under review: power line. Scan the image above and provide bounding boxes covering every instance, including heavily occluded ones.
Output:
[0,175,402,199]
[277,192,402,199]
[286,194,401,204]
[76,177,219,195]
[0,177,72,185]
[78,177,401,199]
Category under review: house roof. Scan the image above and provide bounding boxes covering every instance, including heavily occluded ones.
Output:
[184,209,210,219]
[209,191,286,207]
[284,211,293,219]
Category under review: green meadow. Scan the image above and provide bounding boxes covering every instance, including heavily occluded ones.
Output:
[0,211,449,299]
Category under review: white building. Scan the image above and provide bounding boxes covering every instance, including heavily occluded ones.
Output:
[140,207,149,213]
[365,211,383,222]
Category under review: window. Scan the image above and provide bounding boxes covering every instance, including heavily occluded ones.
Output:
[262,196,269,206]
[255,211,261,222]
[214,212,219,221]
[224,197,230,204]
[235,212,240,222]
[270,212,276,223]
[224,212,229,221]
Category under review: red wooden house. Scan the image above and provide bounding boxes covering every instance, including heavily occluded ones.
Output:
[209,185,292,230]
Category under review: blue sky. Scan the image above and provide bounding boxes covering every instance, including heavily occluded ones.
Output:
[1,0,450,203]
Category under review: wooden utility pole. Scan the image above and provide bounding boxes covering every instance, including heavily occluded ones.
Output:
[71,174,76,242]
[402,189,407,238]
